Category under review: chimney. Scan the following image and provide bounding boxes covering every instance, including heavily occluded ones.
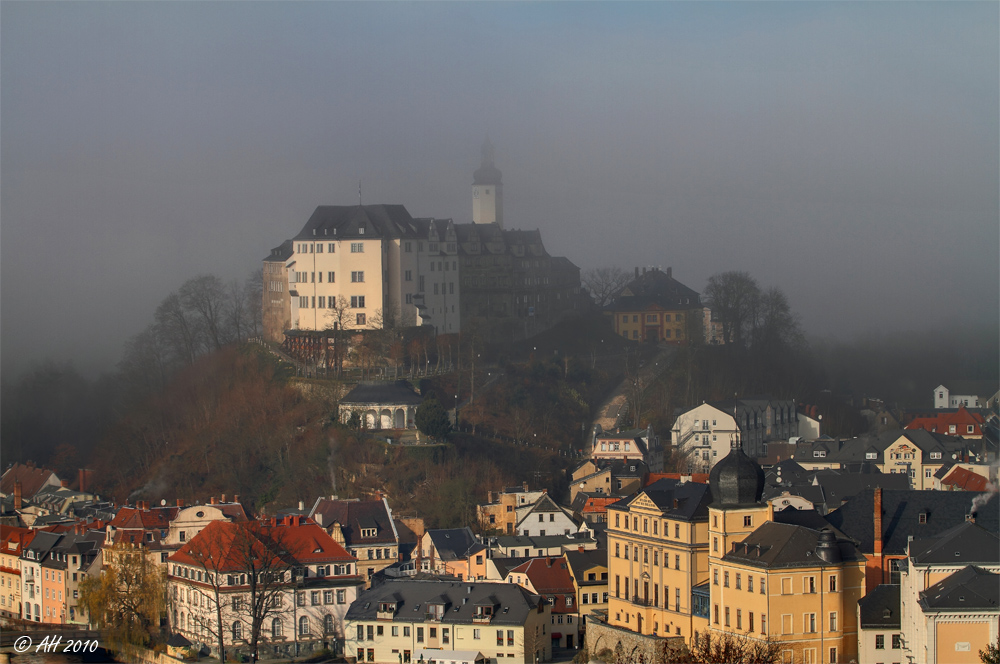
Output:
[61,479,70,488]
[176,499,184,507]
[488,491,493,504]
[523,482,529,492]
[315,512,324,527]
[873,488,883,560]
[210,496,217,505]
[221,494,227,503]
[578,545,584,553]
[14,481,22,511]
[78,469,86,493]
[666,267,672,278]
[234,495,240,504]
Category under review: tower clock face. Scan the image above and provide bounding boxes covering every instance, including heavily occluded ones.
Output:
[473,187,479,199]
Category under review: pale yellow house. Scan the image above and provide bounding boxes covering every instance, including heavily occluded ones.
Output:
[605,477,713,642]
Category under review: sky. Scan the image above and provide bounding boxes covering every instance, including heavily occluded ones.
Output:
[2,2,997,377]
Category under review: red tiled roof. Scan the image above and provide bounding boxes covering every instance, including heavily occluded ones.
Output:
[0,463,58,499]
[582,497,618,513]
[941,466,994,492]
[509,557,576,613]
[906,406,985,436]
[0,525,35,556]
[108,506,179,530]
[169,517,354,571]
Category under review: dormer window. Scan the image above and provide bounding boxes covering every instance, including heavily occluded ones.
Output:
[866,452,877,460]
[813,451,826,458]
[361,528,377,538]
[358,227,365,235]
[930,452,942,460]
[918,512,927,524]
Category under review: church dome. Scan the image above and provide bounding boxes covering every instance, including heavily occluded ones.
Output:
[709,445,765,506]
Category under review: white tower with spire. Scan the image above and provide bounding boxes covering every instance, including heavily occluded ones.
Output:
[472,138,503,228]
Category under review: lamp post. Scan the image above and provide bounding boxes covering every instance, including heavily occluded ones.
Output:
[454,394,459,429]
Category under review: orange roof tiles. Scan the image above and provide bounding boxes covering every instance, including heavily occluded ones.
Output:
[941,466,994,492]
[906,406,985,436]
[0,463,58,499]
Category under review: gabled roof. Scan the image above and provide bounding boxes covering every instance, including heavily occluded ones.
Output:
[310,498,398,547]
[169,518,354,571]
[606,269,701,312]
[908,521,1000,566]
[0,463,58,499]
[427,528,478,561]
[108,506,178,531]
[346,579,543,626]
[940,467,993,492]
[825,489,1000,556]
[611,478,713,522]
[0,525,35,557]
[508,557,575,595]
[722,522,865,569]
[918,566,999,612]
[563,549,607,581]
[294,205,419,241]
[858,584,901,629]
[938,381,999,398]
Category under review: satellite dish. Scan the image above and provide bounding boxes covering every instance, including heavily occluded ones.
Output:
[160,499,166,506]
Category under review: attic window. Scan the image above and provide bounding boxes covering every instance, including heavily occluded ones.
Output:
[314,548,322,553]
[813,451,826,458]
[358,227,365,235]
[866,453,877,460]
[918,513,927,524]
[930,452,942,460]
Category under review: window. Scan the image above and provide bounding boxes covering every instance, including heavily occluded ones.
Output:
[892,634,901,649]
[508,630,514,646]
[323,590,333,604]
[350,295,365,308]
[866,452,878,460]
[311,591,320,605]
[297,592,306,607]
[416,627,424,643]
[714,605,719,624]
[232,621,243,641]
[351,271,365,283]
[930,451,942,459]
[736,609,742,630]
[725,606,730,627]
[875,634,886,650]
[337,589,346,604]
[675,554,680,569]
[328,271,335,283]
[299,296,309,308]
[473,628,480,640]
[829,612,837,632]
[497,630,504,646]
[351,242,364,253]
[806,576,816,593]
[829,576,837,592]
[675,523,680,538]
[744,515,753,527]
[806,613,816,633]
[735,573,741,590]
[748,576,754,593]
[713,569,719,585]
[724,572,730,587]
[272,618,283,638]
[356,313,366,325]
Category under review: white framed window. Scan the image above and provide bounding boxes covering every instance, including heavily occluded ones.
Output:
[328,243,336,252]
[351,242,364,253]
[328,271,335,283]
[351,271,365,283]
[350,296,366,308]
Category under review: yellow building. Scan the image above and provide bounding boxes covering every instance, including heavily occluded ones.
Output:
[707,444,866,664]
[605,477,713,642]
[0,526,33,619]
[606,268,701,343]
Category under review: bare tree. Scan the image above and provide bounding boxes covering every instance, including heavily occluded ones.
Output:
[228,279,250,343]
[181,523,232,663]
[245,268,264,338]
[704,271,760,348]
[325,296,352,376]
[582,267,632,307]
[180,275,230,350]
[688,630,781,664]
[155,291,202,365]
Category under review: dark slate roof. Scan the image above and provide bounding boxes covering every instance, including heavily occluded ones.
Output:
[345,579,542,626]
[771,507,850,541]
[309,498,398,547]
[293,205,422,241]
[858,584,901,629]
[167,633,193,648]
[918,566,1000,612]
[606,269,701,312]
[564,549,607,584]
[339,381,423,406]
[629,478,713,522]
[262,239,293,263]
[489,557,532,579]
[908,521,1000,566]
[825,489,1000,556]
[722,522,865,569]
[428,528,478,561]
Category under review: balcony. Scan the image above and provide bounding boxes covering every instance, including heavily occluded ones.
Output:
[628,597,657,608]
[472,613,493,624]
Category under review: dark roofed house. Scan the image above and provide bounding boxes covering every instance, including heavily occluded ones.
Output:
[338,381,423,430]
[344,579,552,663]
[857,584,904,663]
[309,497,399,587]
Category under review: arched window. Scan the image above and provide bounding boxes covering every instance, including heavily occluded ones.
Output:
[324,615,334,634]
[272,618,283,638]
[232,621,243,641]
[298,616,310,636]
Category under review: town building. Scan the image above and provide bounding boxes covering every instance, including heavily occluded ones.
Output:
[0,463,61,504]
[309,497,401,587]
[477,484,547,536]
[707,444,866,664]
[825,487,1000,593]
[488,534,599,560]
[605,477,714,642]
[21,530,64,623]
[933,381,998,410]
[344,579,552,664]
[898,521,1000,664]
[563,549,609,633]
[0,525,34,619]
[514,494,579,538]
[167,516,363,660]
[262,240,293,342]
[590,425,664,471]
[857,584,904,664]
[672,399,799,468]
[606,267,702,343]
[905,405,987,439]
[416,528,479,578]
[504,557,581,649]
[104,501,180,566]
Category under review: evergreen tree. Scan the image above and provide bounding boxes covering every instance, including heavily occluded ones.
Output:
[416,396,452,439]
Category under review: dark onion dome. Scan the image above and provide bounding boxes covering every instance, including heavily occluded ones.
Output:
[473,138,503,185]
[709,445,766,507]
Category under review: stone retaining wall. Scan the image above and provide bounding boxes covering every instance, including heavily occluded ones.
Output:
[584,614,686,663]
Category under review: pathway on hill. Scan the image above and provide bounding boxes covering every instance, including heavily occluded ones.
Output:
[590,346,675,438]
